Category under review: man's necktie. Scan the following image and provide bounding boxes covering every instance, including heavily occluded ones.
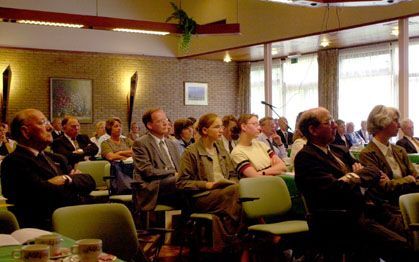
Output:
[228,140,233,153]
[266,139,275,152]
[37,152,59,175]
[159,140,174,169]
[327,149,350,174]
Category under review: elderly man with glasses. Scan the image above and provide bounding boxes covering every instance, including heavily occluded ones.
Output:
[1,109,95,230]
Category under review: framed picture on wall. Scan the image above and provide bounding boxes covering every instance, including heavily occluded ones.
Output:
[184,82,208,105]
[50,78,93,123]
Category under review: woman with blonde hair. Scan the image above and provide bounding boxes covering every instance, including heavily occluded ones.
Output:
[230,114,286,178]
[177,113,241,251]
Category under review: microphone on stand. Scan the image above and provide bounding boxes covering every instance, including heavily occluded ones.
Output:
[261,101,277,109]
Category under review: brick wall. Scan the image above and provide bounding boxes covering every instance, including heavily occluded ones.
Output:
[0,48,239,136]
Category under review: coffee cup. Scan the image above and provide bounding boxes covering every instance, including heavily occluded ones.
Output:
[71,239,102,262]
[35,233,63,256]
[12,244,50,262]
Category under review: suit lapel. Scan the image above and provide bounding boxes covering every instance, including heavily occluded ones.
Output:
[146,134,167,167]
[15,146,57,178]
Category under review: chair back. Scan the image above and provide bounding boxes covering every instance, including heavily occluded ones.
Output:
[239,176,291,219]
[0,210,19,234]
[52,203,139,261]
[399,193,419,251]
[76,160,109,189]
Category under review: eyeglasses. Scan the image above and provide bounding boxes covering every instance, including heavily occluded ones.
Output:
[247,122,260,127]
[40,119,51,126]
[320,118,335,126]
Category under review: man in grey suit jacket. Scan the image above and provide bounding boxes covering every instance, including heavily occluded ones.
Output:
[132,108,181,211]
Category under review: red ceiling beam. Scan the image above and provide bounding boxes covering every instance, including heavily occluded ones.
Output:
[0,7,240,35]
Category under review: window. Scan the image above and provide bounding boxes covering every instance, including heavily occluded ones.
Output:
[338,43,398,130]
[409,40,419,131]
[250,54,318,129]
[250,62,265,118]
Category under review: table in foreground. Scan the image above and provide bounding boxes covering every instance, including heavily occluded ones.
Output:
[0,235,123,262]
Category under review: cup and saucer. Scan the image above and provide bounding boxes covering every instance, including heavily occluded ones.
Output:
[49,247,71,260]
[63,253,117,262]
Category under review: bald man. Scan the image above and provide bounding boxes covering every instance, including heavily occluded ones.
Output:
[1,109,95,229]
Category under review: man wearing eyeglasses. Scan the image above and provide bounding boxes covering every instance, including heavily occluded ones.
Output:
[294,107,414,262]
[0,109,96,230]
[132,108,181,212]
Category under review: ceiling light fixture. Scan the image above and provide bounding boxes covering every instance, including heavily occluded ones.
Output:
[320,38,330,47]
[264,0,409,7]
[113,28,169,35]
[0,7,240,36]
[391,27,399,36]
[17,20,84,28]
[224,53,232,63]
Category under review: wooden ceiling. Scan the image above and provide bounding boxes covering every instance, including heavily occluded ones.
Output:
[192,15,419,62]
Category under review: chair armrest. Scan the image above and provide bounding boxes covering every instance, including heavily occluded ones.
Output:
[408,223,419,231]
[239,197,260,202]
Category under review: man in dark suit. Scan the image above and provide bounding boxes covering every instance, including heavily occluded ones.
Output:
[51,116,98,167]
[356,120,371,144]
[276,117,294,148]
[397,118,419,153]
[51,117,63,140]
[132,108,181,211]
[294,107,414,262]
[332,119,352,148]
[1,109,95,230]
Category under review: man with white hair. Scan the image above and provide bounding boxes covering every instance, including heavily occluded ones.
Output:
[396,118,419,153]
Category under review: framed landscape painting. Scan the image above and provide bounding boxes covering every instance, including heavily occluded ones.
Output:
[184,82,208,105]
[50,78,93,123]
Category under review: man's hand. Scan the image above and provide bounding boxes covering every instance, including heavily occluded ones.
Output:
[205,182,217,190]
[271,133,283,146]
[352,163,363,172]
[73,149,84,154]
[339,173,361,184]
[405,175,417,183]
[69,169,81,176]
[48,175,67,185]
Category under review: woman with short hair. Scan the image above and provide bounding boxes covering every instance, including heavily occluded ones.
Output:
[173,118,194,155]
[359,105,418,204]
[101,117,133,161]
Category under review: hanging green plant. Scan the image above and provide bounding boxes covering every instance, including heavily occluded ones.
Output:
[166,2,196,52]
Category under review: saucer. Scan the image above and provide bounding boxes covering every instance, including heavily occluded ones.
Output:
[63,253,116,262]
[50,247,71,260]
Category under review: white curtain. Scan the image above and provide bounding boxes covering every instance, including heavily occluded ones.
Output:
[338,43,398,130]
[250,54,318,129]
[408,39,419,134]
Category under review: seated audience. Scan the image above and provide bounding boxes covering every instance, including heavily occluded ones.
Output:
[173,118,194,155]
[165,118,176,141]
[101,117,133,161]
[0,123,16,161]
[177,113,242,250]
[396,118,419,153]
[345,122,364,148]
[359,105,418,204]
[127,121,141,142]
[132,108,181,211]
[257,116,287,159]
[276,116,294,148]
[1,109,95,229]
[356,120,371,144]
[294,107,414,262]
[51,117,63,139]
[51,116,98,167]
[231,114,286,178]
[332,119,352,148]
[220,115,238,154]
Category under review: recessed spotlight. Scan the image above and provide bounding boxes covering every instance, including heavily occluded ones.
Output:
[320,38,330,48]
[224,53,232,63]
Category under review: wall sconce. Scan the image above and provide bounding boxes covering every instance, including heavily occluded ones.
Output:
[2,66,11,123]
[128,71,138,131]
